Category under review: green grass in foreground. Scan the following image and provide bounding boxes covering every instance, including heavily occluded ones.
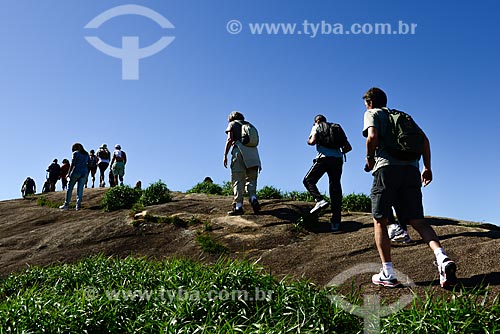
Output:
[0,256,498,333]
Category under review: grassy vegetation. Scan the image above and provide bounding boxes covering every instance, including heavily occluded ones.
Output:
[195,233,228,255]
[139,180,172,206]
[101,185,143,212]
[101,180,172,212]
[187,181,224,195]
[0,256,498,333]
[381,289,500,333]
[36,196,65,209]
[341,193,371,213]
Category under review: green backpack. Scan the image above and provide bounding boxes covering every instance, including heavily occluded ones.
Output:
[384,109,425,161]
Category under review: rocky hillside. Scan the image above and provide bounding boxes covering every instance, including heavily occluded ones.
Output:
[1,188,499,300]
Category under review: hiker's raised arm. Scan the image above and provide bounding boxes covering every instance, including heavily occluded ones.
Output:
[307,132,316,145]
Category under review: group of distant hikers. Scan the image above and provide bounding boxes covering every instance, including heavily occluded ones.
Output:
[21,143,127,210]
[223,87,457,289]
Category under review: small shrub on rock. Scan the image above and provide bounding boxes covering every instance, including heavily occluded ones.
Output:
[342,193,371,212]
[187,182,223,195]
[102,185,142,212]
[257,185,283,199]
[140,180,172,206]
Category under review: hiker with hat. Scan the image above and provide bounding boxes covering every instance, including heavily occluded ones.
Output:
[46,158,61,192]
[96,143,111,187]
[110,144,127,186]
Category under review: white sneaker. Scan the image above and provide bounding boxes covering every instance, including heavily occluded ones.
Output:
[372,269,401,288]
[439,258,457,288]
[310,199,329,214]
[59,204,69,210]
[388,223,404,240]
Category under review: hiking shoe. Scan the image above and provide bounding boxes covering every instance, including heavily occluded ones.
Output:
[388,224,412,243]
[439,258,458,288]
[310,199,329,214]
[250,198,261,214]
[59,204,69,211]
[372,269,401,288]
[227,207,244,216]
[400,231,412,243]
[388,223,404,239]
[75,206,81,211]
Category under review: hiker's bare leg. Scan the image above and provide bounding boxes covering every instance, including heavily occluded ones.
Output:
[373,217,391,263]
[409,218,442,251]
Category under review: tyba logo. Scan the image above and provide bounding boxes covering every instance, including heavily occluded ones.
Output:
[326,263,415,334]
[84,4,175,80]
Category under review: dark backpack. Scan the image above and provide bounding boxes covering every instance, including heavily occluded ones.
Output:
[88,155,98,169]
[383,109,425,161]
[315,122,348,149]
[97,148,110,160]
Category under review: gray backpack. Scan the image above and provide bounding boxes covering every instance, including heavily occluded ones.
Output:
[235,120,259,147]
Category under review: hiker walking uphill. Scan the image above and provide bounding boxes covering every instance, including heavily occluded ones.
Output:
[96,144,110,187]
[303,114,352,232]
[46,159,61,192]
[362,87,457,288]
[223,111,261,216]
[110,144,127,186]
[59,159,70,190]
[21,177,36,198]
[59,143,89,211]
[86,149,98,188]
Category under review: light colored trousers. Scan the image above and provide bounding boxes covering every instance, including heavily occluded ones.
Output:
[231,149,258,205]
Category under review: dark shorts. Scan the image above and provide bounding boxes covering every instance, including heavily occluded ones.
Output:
[371,165,424,221]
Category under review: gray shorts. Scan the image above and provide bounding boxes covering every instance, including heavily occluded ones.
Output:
[371,165,424,221]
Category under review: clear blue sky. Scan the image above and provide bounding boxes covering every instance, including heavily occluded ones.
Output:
[1,0,498,225]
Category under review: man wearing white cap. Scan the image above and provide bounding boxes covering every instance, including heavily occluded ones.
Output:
[111,144,127,186]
